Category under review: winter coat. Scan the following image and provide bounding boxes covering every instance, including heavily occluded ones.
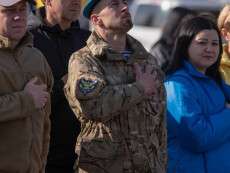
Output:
[165,60,230,173]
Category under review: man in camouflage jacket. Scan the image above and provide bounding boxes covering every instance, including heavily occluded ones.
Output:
[64,0,167,172]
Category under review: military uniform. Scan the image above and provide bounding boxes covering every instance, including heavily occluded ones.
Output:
[65,31,167,173]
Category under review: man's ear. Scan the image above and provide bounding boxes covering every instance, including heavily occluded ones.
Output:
[90,14,104,27]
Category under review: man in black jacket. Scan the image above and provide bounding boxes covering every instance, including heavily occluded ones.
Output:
[30,0,90,172]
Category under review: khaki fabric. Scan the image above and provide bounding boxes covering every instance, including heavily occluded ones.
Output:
[220,44,230,85]
[0,33,53,173]
[65,32,167,173]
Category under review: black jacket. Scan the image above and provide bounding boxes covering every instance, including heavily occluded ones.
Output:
[30,8,90,170]
[150,39,172,72]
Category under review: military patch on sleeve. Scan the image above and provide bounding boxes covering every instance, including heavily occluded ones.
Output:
[78,78,98,95]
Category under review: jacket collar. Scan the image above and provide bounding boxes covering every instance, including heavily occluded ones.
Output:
[86,31,148,63]
[0,32,33,50]
[183,60,208,79]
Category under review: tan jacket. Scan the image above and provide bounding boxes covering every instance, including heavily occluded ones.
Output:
[0,33,53,173]
[220,44,230,85]
[65,32,167,173]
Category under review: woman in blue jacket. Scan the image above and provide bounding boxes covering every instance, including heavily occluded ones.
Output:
[165,16,230,173]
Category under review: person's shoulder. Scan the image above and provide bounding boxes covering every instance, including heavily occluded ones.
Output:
[26,46,46,61]
[165,70,195,92]
[165,74,192,98]
[21,45,50,72]
[69,46,92,64]
[68,46,103,74]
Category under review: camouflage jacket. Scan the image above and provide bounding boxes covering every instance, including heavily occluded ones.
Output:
[65,31,167,173]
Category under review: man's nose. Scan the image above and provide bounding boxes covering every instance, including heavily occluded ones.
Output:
[121,3,129,12]
[205,44,213,52]
[13,15,21,21]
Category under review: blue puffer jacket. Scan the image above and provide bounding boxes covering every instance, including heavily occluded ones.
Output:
[165,60,230,173]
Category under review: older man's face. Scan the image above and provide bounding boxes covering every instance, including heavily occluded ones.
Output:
[0,0,27,41]
[49,0,81,23]
[96,0,133,33]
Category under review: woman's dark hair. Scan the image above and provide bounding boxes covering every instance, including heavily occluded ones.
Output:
[167,16,223,85]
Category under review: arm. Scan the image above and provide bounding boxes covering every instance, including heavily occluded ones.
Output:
[165,77,230,153]
[147,53,167,169]
[65,54,146,122]
[156,84,167,171]
[158,111,167,171]
[0,91,36,122]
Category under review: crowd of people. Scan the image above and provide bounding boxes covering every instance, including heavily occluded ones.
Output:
[0,0,230,173]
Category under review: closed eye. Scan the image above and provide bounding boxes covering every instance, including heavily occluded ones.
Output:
[212,42,219,46]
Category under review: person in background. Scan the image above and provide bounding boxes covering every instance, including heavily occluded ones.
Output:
[79,0,90,30]
[150,7,195,72]
[27,0,42,29]
[165,16,230,173]
[217,4,230,85]
[30,0,90,172]
[65,0,167,172]
[0,0,53,172]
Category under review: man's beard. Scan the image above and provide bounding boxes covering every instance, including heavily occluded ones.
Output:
[109,18,133,33]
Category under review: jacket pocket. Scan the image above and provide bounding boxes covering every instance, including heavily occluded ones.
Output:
[80,139,121,159]
[76,139,123,171]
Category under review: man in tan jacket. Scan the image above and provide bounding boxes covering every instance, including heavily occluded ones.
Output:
[0,0,53,172]
[65,0,167,172]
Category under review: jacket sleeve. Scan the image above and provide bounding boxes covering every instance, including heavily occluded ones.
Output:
[146,54,167,171]
[0,91,36,122]
[40,55,54,171]
[156,89,167,171]
[64,54,146,122]
[165,77,230,153]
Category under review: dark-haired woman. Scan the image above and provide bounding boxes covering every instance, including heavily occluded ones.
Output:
[165,16,230,173]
